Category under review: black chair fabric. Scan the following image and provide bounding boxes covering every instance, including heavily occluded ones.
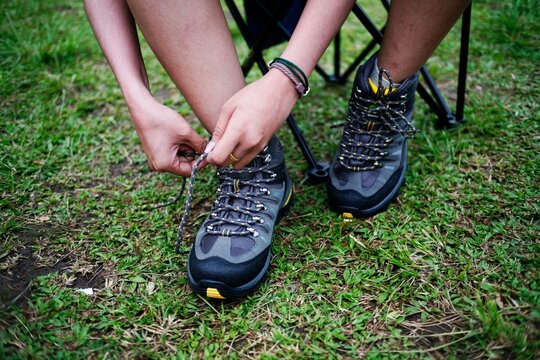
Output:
[245,0,306,49]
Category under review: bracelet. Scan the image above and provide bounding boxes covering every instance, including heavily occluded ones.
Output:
[273,58,308,88]
[268,57,310,97]
[270,62,307,96]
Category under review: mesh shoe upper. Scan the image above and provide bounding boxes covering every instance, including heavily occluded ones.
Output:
[189,136,292,287]
[328,54,418,211]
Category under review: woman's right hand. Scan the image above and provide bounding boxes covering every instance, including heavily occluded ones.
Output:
[130,97,208,177]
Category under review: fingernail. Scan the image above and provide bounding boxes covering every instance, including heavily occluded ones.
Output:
[204,140,216,154]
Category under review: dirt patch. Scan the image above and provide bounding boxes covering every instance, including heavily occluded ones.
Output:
[109,156,148,177]
[50,183,70,194]
[0,223,104,307]
[398,312,468,350]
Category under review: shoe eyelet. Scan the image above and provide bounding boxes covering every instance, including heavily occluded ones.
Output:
[247,227,259,237]
[253,216,264,224]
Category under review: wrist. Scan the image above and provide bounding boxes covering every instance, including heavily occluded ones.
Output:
[121,82,155,115]
[266,68,301,100]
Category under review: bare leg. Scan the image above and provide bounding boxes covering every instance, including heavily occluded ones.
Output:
[378,0,470,82]
[125,0,245,132]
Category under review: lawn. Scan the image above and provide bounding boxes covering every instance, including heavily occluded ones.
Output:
[1,0,539,358]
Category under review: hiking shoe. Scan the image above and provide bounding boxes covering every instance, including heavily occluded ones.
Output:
[188,136,293,299]
[327,54,418,218]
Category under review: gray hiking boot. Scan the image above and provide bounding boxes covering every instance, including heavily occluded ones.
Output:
[188,136,293,299]
[327,54,418,218]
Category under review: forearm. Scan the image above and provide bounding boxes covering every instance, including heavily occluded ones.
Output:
[84,0,152,112]
[280,0,355,76]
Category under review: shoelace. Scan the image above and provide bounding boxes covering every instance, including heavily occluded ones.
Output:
[151,151,208,253]
[336,69,417,171]
[206,152,276,238]
[151,149,275,254]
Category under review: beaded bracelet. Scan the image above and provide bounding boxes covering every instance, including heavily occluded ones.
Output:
[268,57,310,96]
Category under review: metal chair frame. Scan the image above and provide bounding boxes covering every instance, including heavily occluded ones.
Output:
[224,0,472,183]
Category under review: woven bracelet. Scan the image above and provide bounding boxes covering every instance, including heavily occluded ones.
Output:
[273,57,308,88]
[268,58,310,96]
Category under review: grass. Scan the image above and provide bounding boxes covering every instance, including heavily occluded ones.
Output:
[0,0,539,358]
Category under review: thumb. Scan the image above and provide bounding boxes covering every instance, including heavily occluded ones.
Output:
[211,101,235,144]
[180,126,208,155]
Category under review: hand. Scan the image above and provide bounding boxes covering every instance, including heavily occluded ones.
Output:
[130,98,208,177]
[207,69,299,168]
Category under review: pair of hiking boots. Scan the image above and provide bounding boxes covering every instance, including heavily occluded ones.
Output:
[189,55,419,299]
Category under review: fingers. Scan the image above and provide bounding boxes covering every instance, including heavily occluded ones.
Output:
[207,97,271,168]
[211,100,235,144]
[230,139,265,169]
[150,155,193,177]
[181,126,208,155]
[232,147,261,169]
[208,116,267,168]
[168,161,195,177]
[207,101,238,166]
[208,131,239,166]
[155,131,209,178]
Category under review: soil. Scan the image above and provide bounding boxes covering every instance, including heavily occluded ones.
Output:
[0,223,104,307]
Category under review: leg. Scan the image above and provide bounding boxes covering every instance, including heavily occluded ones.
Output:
[327,1,470,218]
[125,0,245,132]
[126,0,292,300]
[378,0,471,82]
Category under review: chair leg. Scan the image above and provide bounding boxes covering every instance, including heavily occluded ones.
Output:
[456,3,472,124]
[419,66,460,128]
[327,31,342,83]
[339,36,379,83]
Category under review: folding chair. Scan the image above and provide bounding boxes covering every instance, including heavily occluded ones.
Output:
[224,0,472,183]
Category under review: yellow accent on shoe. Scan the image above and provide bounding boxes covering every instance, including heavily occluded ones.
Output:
[368,78,395,96]
[206,287,225,299]
[283,186,293,207]
[342,212,354,222]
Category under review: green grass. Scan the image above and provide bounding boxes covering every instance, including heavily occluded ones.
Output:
[1,0,539,358]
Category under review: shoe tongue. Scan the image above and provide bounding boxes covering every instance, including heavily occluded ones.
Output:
[227,171,254,181]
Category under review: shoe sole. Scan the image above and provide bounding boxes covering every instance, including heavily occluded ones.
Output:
[188,181,294,300]
[328,163,407,219]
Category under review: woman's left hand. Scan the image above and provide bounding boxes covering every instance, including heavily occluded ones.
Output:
[206,68,299,168]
